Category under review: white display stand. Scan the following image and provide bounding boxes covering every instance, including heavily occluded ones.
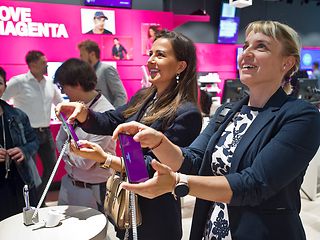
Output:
[301,147,320,201]
[0,205,108,240]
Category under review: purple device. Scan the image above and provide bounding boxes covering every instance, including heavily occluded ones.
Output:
[118,133,149,183]
[60,112,80,148]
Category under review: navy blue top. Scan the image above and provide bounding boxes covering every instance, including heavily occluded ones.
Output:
[180,88,320,240]
[0,100,40,188]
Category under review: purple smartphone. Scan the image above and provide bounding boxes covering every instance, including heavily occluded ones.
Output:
[60,112,80,148]
[118,133,149,183]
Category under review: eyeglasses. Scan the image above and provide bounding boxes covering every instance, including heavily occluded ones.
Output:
[56,83,64,93]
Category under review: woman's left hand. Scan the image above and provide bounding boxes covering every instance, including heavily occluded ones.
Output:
[69,140,107,163]
[7,147,25,163]
[121,159,177,199]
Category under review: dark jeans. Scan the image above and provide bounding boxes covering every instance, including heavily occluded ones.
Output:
[33,127,57,200]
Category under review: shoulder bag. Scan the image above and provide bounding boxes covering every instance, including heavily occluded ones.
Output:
[104,167,142,230]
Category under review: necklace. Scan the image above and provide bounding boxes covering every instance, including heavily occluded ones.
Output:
[0,112,10,178]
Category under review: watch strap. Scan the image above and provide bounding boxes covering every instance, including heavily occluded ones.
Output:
[100,153,112,169]
[172,172,189,198]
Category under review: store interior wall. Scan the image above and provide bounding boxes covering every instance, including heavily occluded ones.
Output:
[22,0,320,46]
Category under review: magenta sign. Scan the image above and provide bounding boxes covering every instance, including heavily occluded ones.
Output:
[0,5,69,38]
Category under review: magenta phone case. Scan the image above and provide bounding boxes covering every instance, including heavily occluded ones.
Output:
[60,112,80,148]
[118,133,149,183]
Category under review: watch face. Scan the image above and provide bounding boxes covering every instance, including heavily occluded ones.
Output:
[174,183,189,197]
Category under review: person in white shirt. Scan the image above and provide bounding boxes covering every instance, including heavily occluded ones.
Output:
[54,58,116,211]
[2,50,63,201]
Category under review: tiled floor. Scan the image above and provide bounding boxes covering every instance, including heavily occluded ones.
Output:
[46,190,320,240]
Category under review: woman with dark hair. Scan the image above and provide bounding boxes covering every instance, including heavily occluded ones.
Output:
[0,67,40,221]
[55,30,202,240]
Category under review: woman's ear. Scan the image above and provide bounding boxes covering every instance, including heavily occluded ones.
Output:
[177,61,187,74]
[283,56,295,72]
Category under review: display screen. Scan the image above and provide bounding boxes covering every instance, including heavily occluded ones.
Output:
[221,79,248,104]
[297,78,319,103]
[218,17,240,44]
[118,133,149,183]
[84,0,132,9]
[60,113,80,148]
[300,48,320,70]
[221,3,236,18]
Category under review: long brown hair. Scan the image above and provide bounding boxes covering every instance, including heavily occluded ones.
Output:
[123,30,198,129]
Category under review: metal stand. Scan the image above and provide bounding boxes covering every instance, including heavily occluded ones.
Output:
[32,140,69,220]
[130,191,138,240]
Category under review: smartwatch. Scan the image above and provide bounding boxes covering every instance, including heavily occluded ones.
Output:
[174,173,189,198]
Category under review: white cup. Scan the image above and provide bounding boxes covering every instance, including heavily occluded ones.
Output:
[45,209,62,227]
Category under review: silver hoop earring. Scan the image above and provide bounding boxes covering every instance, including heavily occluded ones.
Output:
[176,73,180,84]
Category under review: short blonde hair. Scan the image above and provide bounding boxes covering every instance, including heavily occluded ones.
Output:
[245,20,301,79]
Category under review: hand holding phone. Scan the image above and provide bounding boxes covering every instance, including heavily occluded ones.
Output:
[60,112,80,148]
[119,133,149,183]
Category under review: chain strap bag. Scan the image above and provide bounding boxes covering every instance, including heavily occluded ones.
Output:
[104,167,142,230]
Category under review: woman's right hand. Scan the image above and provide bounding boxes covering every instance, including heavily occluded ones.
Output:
[55,102,89,124]
[112,121,164,149]
[121,159,177,199]
[69,140,107,163]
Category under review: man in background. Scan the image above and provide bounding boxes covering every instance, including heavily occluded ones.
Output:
[86,11,112,35]
[78,40,127,107]
[2,50,63,202]
[112,38,129,60]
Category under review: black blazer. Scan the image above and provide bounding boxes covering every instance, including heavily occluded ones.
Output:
[180,88,320,240]
[81,93,202,240]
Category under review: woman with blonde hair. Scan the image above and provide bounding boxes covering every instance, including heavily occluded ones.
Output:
[114,21,320,240]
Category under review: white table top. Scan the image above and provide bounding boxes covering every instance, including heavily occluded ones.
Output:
[0,205,107,240]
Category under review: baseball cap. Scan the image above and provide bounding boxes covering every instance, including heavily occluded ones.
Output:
[94,11,108,19]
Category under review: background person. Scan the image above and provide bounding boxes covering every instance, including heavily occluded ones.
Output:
[56,30,203,240]
[78,40,127,108]
[145,25,160,55]
[54,58,116,212]
[311,62,320,88]
[0,66,41,221]
[116,21,320,240]
[112,38,128,60]
[86,11,112,35]
[2,50,63,203]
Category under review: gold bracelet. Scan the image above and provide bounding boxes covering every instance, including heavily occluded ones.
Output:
[100,153,112,169]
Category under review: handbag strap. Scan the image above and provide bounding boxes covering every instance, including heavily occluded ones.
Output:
[120,156,126,180]
[213,102,234,132]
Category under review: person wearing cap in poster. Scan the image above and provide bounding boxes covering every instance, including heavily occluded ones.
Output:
[86,11,112,35]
